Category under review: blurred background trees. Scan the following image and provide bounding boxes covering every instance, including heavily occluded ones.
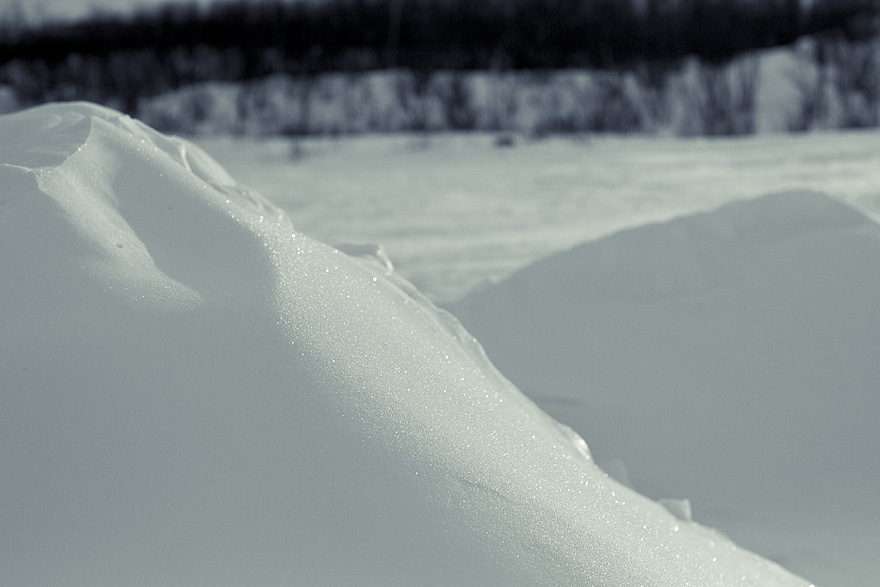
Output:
[1,0,879,134]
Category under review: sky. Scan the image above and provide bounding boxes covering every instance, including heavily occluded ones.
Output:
[0,0,297,23]
[0,0,177,22]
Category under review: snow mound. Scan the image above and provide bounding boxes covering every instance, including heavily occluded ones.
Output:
[451,190,880,582]
[0,103,811,586]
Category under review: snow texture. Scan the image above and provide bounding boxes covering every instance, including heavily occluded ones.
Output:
[0,102,813,586]
[451,191,880,587]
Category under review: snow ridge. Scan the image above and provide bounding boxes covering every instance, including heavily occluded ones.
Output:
[0,103,812,586]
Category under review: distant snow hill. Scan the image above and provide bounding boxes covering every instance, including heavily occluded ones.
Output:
[0,102,813,586]
[451,190,880,585]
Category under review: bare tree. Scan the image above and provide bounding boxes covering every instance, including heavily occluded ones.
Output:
[822,36,880,128]
[634,60,675,130]
[589,70,643,133]
[786,40,829,132]
[687,56,760,136]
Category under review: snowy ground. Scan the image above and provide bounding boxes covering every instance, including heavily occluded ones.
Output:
[197,130,880,587]
[2,102,875,585]
[3,103,822,586]
[197,130,880,305]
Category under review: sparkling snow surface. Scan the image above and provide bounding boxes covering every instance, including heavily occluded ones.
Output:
[0,103,813,586]
[196,129,880,587]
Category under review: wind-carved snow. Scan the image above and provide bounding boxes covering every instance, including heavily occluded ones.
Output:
[334,241,395,274]
[0,103,812,586]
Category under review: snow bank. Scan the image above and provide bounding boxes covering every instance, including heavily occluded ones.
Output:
[451,191,880,584]
[0,103,811,586]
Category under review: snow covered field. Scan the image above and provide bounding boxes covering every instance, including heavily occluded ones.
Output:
[197,129,880,587]
[197,129,880,305]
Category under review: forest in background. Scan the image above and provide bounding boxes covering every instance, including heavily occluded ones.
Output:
[1,0,879,134]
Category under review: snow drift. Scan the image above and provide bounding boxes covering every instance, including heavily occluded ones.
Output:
[0,103,812,586]
[451,191,880,585]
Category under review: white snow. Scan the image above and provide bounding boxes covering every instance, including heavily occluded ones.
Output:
[450,191,880,587]
[198,129,880,305]
[0,102,815,586]
[191,128,880,587]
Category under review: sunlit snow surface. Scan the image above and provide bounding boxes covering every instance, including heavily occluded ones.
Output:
[0,103,815,585]
[196,129,880,587]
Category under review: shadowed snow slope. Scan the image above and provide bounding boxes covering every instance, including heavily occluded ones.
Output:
[0,103,812,587]
[450,191,880,586]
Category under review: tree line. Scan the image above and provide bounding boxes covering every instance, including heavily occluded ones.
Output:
[1,0,879,114]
